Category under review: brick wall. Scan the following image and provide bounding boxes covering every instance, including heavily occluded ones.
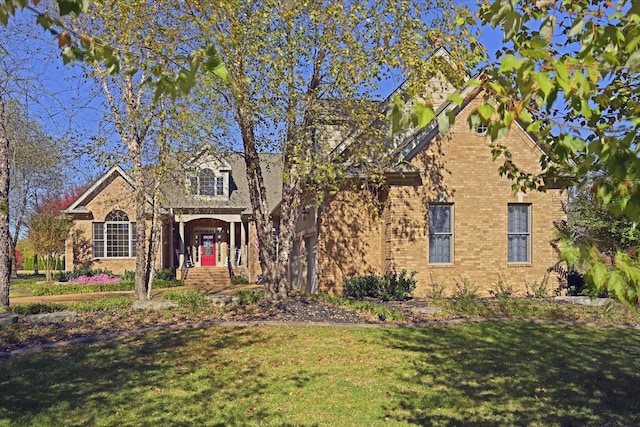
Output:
[317,97,567,296]
[64,174,154,275]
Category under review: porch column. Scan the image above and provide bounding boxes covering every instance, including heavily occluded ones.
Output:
[168,221,174,269]
[178,220,185,268]
[230,221,236,267]
[240,220,246,266]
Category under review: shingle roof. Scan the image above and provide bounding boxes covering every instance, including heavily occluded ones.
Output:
[160,152,283,214]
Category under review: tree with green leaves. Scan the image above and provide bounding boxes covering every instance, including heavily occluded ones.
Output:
[558,182,640,264]
[183,0,481,301]
[28,200,72,282]
[471,0,640,305]
[63,1,228,301]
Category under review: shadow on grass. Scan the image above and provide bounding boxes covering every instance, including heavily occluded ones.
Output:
[378,321,640,426]
[0,326,319,426]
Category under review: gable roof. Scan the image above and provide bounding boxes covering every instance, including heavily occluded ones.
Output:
[329,47,470,159]
[159,152,283,214]
[65,153,284,217]
[64,165,135,214]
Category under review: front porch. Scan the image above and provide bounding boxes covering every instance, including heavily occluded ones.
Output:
[167,212,259,283]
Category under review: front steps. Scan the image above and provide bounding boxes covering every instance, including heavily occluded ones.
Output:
[182,266,231,287]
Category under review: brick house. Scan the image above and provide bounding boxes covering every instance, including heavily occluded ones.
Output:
[63,153,283,285]
[288,82,566,297]
[64,57,565,296]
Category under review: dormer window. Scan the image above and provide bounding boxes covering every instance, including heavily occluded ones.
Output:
[190,167,227,197]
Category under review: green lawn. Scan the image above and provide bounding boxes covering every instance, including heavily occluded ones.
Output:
[1,322,639,426]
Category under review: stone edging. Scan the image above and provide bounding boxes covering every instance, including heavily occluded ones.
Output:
[2,316,639,359]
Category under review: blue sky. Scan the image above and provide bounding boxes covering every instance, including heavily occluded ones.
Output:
[5,4,505,188]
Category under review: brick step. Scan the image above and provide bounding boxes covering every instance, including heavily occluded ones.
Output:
[183,267,231,286]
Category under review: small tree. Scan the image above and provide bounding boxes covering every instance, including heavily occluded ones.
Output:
[28,207,72,282]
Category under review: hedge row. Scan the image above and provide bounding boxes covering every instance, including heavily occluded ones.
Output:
[31,279,183,296]
[21,256,65,271]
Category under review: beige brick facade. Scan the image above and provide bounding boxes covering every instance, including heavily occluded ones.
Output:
[316,98,567,297]
[65,173,145,274]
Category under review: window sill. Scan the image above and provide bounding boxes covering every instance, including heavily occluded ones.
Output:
[429,263,455,268]
[507,263,532,267]
[191,194,227,199]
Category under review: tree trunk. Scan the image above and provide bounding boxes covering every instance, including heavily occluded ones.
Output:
[0,98,10,306]
[144,183,163,300]
[33,254,39,275]
[132,165,150,301]
[238,116,280,300]
[9,241,17,278]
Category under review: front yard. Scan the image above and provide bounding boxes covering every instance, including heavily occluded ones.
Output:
[1,322,639,426]
[2,276,640,425]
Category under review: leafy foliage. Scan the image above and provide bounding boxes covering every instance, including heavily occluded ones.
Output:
[524,274,551,299]
[472,0,640,306]
[488,274,517,299]
[312,293,405,321]
[162,290,207,311]
[343,270,417,301]
[231,276,250,285]
[153,268,175,281]
[235,289,264,305]
[452,277,480,300]
[27,208,72,282]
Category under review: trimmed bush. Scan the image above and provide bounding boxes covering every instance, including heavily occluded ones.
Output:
[344,270,416,301]
[32,282,134,296]
[379,270,417,301]
[23,256,65,271]
[231,276,250,285]
[154,268,175,281]
[68,267,114,281]
[343,274,381,300]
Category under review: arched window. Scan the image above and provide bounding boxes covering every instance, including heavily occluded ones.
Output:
[92,210,136,258]
[190,167,226,196]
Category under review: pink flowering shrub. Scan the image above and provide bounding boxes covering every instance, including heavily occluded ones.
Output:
[70,273,121,285]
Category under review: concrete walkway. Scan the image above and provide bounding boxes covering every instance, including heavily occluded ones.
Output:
[10,282,262,305]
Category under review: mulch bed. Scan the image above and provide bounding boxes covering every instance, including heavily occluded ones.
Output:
[1,295,436,355]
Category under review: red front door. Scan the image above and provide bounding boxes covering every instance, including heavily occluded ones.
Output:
[201,234,216,266]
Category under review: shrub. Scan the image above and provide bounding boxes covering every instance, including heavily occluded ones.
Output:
[236,289,264,305]
[154,268,175,281]
[344,270,416,301]
[31,282,134,296]
[452,277,480,300]
[425,273,446,299]
[343,274,381,299]
[68,267,114,280]
[489,274,517,299]
[379,270,417,301]
[6,303,68,315]
[69,297,132,313]
[163,290,207,310]
[525,273,550,298]
[120,270,135,282]
[23,255,65,271]
[231,276,250,285]
[70,274,121,285]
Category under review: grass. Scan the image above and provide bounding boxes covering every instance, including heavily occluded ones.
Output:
[430,297,640,325]
[0,322,639,426]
